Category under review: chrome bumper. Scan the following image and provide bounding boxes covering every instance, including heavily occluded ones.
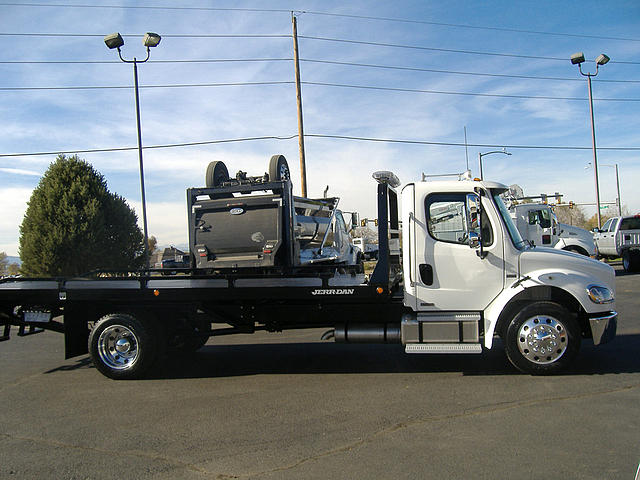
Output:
[589,311,617,345]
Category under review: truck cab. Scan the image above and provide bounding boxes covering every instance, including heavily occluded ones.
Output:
[400,176,617,374]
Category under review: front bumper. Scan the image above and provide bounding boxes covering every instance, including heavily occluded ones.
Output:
[589,311,617,345]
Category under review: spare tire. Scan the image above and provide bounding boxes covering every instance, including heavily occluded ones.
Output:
[205,161,229,188]
[268,155,290,182]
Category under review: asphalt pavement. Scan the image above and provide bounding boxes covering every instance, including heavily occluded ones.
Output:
[1,264,639,479]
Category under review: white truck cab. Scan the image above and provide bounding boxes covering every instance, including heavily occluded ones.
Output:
[508,202,596,256]
[401,177,616,374]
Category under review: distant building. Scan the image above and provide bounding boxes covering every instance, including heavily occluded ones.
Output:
[150,246,187,268]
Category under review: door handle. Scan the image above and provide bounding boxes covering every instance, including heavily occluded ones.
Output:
[419,264,433,286]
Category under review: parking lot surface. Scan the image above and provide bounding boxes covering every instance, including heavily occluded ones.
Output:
[1,265,639,479]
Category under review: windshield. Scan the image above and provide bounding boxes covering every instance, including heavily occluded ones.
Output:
[491,190,528,250]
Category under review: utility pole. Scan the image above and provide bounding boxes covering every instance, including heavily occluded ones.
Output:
[292,12,308,197]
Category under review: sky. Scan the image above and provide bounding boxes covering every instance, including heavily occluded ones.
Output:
[1,0,639,256]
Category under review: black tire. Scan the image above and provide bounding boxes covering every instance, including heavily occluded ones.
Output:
[268,154,290,182]
[88,313,159,380]
[622,250,640,273]
[168,317,210,354]
[205,161,229,188]
[632,251,640,272]
[503,301,580,375]
[205,161,230,200]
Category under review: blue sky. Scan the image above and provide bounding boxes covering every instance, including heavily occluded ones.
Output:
[1,0,639,256]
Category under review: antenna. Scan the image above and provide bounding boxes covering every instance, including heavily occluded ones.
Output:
[464,126,469,171]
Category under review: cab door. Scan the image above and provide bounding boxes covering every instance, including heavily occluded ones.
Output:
[412,190,505,311]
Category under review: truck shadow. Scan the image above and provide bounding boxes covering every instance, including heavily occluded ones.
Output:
[143,333,640,379]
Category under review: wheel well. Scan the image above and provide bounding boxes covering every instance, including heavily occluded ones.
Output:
[496,286,586,339]
[563,245,588,256]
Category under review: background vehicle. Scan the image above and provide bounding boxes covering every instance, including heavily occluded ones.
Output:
[352,237,378,260]
[0,162,617,379]
[504,188,595,256]
[593,215,640,272]
[192,155,359,270]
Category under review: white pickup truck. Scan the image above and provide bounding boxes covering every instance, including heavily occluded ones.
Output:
[593,215,640,272]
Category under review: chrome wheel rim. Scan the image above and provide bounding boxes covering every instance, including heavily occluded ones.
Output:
[517,314,568,365]
[97,325,140,370]
[279,162,290,180]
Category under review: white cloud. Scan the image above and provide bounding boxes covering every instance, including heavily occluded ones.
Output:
[0,188,32,256]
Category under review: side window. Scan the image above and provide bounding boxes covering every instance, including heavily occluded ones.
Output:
[601,218,612,232]
[608,218,619,232]
[539,209,551,229]
[335,212,347,234]
[528,211,538,225]
[426,194,493,246]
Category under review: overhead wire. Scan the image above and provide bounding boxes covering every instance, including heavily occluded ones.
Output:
[2,80,638,102]
[298,35,640,65]
[1,134,639,160]
[2,56,637,84]
[1,2,638,43]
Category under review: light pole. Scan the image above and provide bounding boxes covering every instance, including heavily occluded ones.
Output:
[571,51,610,229]
[104,32,161,270]
[599,163,622,216]
[478,149,511,180]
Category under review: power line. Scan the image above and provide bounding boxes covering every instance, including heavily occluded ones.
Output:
[300,59,640,84]
[301,81,640,102]
[2,3,638,43]
[2,55,636,85]
[0,135,299,158]
[0,3,291,14]
[2,133,638,160]
[0,81,294,91]
[3,79,637,102]
[300,11,640,43]
[2,31,638,65]
[299,35,640,65]
[0,32,290,39]
[305,134,640,151]
[0,58,292,65]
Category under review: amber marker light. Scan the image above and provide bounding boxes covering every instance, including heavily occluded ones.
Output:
[153,290,160,297]
[376,287,384,294]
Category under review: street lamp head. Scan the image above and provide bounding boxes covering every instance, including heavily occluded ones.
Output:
[143,32,161,48]
[596,53,610,66]
[570,52,585,65]
[104,32,124,50]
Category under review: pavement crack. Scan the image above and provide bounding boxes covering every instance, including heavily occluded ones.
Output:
[245,382,640,478]
[0,432,211,475]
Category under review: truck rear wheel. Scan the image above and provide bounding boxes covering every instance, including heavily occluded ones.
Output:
[622,250,639,272]
[504,301,580,375]
[88,313,159,380]
[268,154,290,182]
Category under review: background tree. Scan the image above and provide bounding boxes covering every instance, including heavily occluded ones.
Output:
[148,235,158,255]
[19,154,144,276]
[0,252,8,276]
[554,205,588,228]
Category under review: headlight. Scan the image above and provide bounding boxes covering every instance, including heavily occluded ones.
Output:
[587,285,614,304]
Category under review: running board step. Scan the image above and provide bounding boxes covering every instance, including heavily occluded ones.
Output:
[405,343,482,354]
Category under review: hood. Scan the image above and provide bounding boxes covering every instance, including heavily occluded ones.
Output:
[558,223,592,239]
[520,246,615,290]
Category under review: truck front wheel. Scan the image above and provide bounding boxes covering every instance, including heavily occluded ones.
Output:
[504,301,580,375]
[88,313,159,380]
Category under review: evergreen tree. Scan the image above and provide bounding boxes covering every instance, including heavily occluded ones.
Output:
[0,252,8,276]
[19,154,144,276]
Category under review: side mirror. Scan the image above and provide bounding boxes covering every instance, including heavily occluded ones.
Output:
[468,231,480,249]
[351,212,359,230]
[465,193,482,250]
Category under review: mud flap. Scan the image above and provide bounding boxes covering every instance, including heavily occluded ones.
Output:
[64,311,89,359]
